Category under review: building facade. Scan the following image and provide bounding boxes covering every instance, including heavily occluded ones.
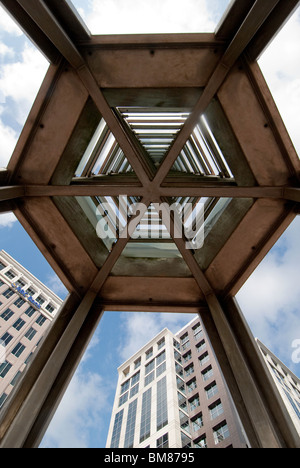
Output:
[257,339,300,437]
[106,317,248,449]
[0,250,63,410]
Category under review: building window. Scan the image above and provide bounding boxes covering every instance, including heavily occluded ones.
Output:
[185,363,194,378]
[213,421,230,445]
[36,296,45,305]
[25,327,37,341]
[202,365,213,381]
[121,380,130,395]
[46,304,55,313]
[5,270,15,280]
[119,392,128,407]
[186,378,197,393]
[157,337,165,350]
[156,361,166,378]
[145,359,155,375]
[36,315,47,326]
[206,382,218,400]
[15,279,26,288]
[199,352,209,366]
[131,371,140,387]
[26,287,36,297]
[193,323,203,341]
[196,340,206,353]
[145,347,153,360]
[157,376,168,431]
[175,362,184,377]
[174,349,182,363]
[1,309,14,321]
[181,333,190,350]
[25,306,36,317]
[14,297,26,309]
[194,435,207,448]
[110,409,124,448]
[134,357,141,369]
[0,393,8,408]
[1,332,13,346]
[156,350,166,366]
[124,399,138,449]
[13,318,26,331]
[140,388,152,443]
[157,433,169,449]
[189,394,200,412]
[145,371,155,387]
[176,376,186,394]
[191,413,203,432]
[130,384,139,398]
[181,432,192,448]
[2,288,14,299]
[183,351,192,363]
[0,361,12,378]
[0,262,6,270]
[209,400,224,420]
[173,339,180,351]
[11,343,26,358]
[10,371,22,387]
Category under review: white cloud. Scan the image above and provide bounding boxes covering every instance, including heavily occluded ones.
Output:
[0,7,23,36]
[79,0,218,34]
[0,43,48,126]
[0,119,17,167]
[0,212,17,229]
[45,274,68,300]
[0,43,14,59]
[41,367,109,448]
[237,217,300,369]
[259,9,300,155]
[118,312,197,361]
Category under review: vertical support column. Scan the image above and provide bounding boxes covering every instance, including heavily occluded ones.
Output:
[200,295,300,448]
[0,291,103,448]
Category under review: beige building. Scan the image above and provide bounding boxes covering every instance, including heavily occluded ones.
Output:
[257,339,300,438]
[106,317,248,449]
[0,250,62,409]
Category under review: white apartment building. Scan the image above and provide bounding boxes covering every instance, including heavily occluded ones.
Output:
[257,339,300,437]
[0,250,63,410]
[106,317,248,449]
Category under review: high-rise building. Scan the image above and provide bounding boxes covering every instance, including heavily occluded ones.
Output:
[256,339,300,437]
[0,250,63,410]
[106,316,248,449]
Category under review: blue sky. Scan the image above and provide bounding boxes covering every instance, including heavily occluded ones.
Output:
[0,0,299,448]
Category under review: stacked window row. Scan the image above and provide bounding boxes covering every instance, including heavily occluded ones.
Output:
[175,322,231,448]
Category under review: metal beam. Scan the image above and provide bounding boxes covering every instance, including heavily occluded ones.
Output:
[247,0,300,60]
[0,0,60,63]
[0,184,295,201]
[16,0,84,69]
[0,186,25,201]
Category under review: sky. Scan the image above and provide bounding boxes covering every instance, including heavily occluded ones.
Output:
[0,0,299,448]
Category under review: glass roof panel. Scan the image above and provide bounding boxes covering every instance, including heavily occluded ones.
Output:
[71,0,231,35]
